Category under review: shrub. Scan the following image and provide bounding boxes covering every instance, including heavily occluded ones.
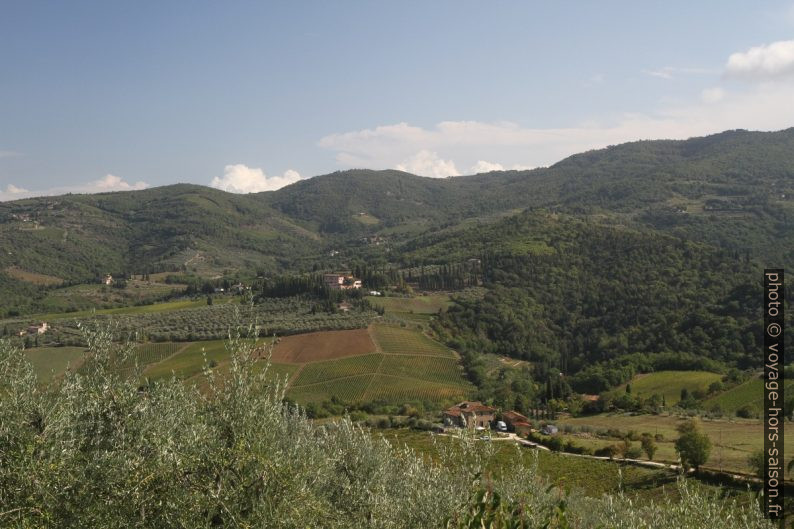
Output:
[0,329,773,529]
[736,405,755,418]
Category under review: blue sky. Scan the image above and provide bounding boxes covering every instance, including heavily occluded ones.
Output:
[2,1,794,199]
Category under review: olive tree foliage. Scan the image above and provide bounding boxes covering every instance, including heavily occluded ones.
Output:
[0,322,492,528]
[0,323,777,528]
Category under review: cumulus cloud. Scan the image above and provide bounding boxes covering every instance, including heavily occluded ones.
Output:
[91,174,148,191]
[320,63,794,174]
[0,175,149,202]
[726,40,794,79]
[0,184,31,201]
[210,164,303,193]
[395,151,459,178]
[470,160,505,173]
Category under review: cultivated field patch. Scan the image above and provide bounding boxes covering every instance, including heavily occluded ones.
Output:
[291,353,384,386]
[613,370,722,404]
[288,374,373,403]
[378,354,470,387]
[704,376,794,415]
[556,412,794,476]
[5,266,63,286]
[272,328,376,363]
[144,340,230,380]
[370,324,455,357]
[366,294,451,314]
[362,374,467,403]
[24,346,86,382]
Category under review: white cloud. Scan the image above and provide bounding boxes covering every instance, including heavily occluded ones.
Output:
[701,87,725,103]
[470,160,505,173]
[320,40,794,175]
[0,175,149,202]
[91,174,148,191]
[0,184,31,201]
[210,164,303,193]
[726,40,794,79]
[643,66,716,80]
[395,150,459,178]
[319,82,794,174]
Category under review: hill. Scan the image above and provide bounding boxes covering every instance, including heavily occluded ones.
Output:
[1,128,793,318]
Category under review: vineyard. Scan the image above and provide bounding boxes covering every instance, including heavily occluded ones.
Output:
[370,324,456,357]
[271,328,377,363]
[285,324,473,405]
[144,340,234,380]
[291,353,384,386]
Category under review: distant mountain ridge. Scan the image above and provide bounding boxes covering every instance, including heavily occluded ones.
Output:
[1,127,793,314]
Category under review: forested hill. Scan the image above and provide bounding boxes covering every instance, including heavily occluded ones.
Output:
[0,127,792,315]
[263,128,794,264]
[421,210,768,392]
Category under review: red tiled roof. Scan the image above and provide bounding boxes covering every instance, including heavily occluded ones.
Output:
[502,410,529,423]
[445,401,496,415]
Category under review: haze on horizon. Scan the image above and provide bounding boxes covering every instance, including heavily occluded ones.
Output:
[2,1,794,201]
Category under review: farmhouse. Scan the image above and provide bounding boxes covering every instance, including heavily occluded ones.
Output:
[442,401,496,429]
[323,273,362,290]
[501,410,532,436]
[27,322,48,335]
[102,274,113,285]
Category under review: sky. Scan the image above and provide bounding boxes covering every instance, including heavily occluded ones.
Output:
[2,1,794,200]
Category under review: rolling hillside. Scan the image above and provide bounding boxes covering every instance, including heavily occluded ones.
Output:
[2,128,793,318]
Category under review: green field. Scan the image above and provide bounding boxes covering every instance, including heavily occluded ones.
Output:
[24,346,87,382]
[20,323,472,407]
[289,374,372,403]
[703,376,794,415]
[613,370,723,404]
[291,353,384,386]
[555,412,794,476]
[143,340,230,380]
[371,324,456,357]
[284,326,472,404]
[378,429,743,505]
[378,354,467,386]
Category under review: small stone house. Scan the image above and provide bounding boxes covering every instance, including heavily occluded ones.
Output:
[442,401,496,429]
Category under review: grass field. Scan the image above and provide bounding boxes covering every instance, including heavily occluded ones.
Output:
[371,324,456,357]
[613,371,723,404]
[25,346,87,382]
[555,412,794,476]
[703,375,794,415]
[377,429,746,506]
